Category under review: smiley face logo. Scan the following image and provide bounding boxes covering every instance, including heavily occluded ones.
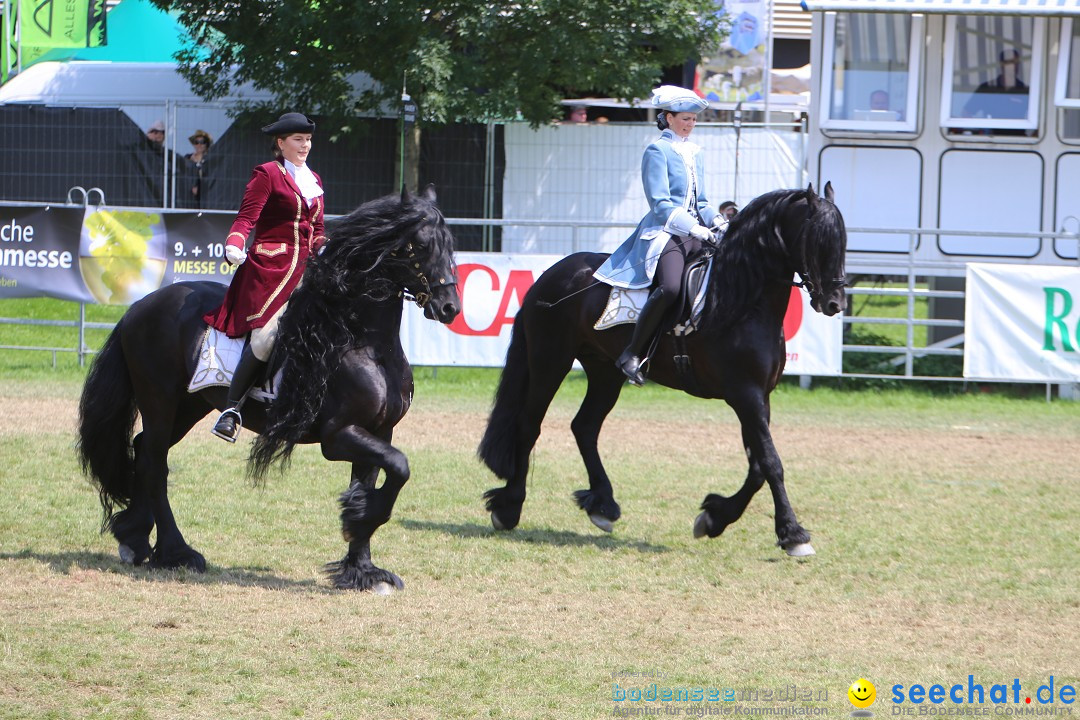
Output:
[848,678,876,709]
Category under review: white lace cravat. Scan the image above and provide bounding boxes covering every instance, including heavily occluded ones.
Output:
[284,158,324,203]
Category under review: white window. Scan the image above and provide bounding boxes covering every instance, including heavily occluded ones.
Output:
[1053,19,1080,141]
[942,15,1044,136]
[819,11,922,133]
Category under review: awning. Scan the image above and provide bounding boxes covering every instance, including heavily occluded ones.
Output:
[799,0,1080,15]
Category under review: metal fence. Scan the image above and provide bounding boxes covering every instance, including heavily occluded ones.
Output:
[4,218,1078,399]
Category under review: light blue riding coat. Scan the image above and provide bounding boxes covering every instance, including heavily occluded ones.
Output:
[594,128,719,289]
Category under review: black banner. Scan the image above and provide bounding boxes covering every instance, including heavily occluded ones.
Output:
[0,205,237,304]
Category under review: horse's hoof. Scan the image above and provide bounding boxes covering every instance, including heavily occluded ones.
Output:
[491,511,507,531]
[693,511,711,539]
[118,543,136,564]
[371,581,397,596]
[785,542,815,557]
[588,514,614,533]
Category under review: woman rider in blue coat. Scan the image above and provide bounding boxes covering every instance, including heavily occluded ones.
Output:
[594,85,723,385]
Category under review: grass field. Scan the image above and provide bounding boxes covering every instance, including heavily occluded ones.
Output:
[0,350,1077,718]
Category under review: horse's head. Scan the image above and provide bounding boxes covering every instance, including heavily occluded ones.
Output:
[395,185,461,324]
[792,182,847,317]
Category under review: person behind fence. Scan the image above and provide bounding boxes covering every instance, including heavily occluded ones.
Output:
[145,119,165,149]
[184,129,213,209]
[203,112,327,442]
[718,200,738,222]
[593,85,722,386]
[565,104,589,123]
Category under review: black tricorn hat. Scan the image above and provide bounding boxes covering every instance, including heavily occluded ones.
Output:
[261,112,315,136]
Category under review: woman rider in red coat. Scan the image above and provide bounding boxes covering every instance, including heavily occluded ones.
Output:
[203,112,328,442]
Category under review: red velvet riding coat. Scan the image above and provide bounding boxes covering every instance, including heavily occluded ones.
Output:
[203,160,327,337]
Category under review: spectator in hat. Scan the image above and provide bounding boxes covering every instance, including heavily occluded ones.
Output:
[145,119,165,150]
[203,112,327,442]
[182,129,213,209]
[593,85,722,386]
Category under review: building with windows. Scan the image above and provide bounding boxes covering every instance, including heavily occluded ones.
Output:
[802,0,1080,272]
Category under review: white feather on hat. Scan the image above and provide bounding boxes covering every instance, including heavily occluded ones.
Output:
[651,85,709,114]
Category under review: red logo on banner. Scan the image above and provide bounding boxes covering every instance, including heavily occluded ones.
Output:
[783,286,803,341]
[447,263,536,336]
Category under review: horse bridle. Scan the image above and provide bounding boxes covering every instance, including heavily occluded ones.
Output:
[793,271,846,297]
[393,239,458,309]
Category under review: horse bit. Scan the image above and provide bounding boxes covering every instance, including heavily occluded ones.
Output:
[391,232,457,309]
[793,270,846,297]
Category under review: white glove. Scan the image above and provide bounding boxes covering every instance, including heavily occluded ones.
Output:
[688,224,713,242]
[225,244,247,266]
[712,216,730,234]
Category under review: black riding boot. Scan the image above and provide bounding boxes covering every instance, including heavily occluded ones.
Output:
[211,344,267,443]
[616,288,671,386]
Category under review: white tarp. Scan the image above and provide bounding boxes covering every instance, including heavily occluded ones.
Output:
[400,252,843,374]
[501,124,806,255]
[0,61,277,143]
[964,263,1080,381]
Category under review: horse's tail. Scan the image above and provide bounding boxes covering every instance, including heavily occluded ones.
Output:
[477,312,531,481]
[77,323,138,532]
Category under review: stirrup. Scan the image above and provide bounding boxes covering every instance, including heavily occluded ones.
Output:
[211,408,242,443]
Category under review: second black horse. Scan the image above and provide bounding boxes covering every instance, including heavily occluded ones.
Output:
[479,183,847,556]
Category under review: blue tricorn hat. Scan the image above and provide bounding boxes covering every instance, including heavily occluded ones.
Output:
[261,112,316,136]
[651,85,709,114]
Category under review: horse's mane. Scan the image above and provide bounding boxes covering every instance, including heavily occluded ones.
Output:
[703,187,841,329]
[248,191,439,479]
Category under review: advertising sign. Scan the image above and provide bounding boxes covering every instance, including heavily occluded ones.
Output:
[965,263,1080,382]
[401,252,843,374]
[0,205,235,303]
[697,0,770,105]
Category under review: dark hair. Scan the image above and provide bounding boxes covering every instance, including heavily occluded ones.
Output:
[270,136,292,159]
[656,111,669,131]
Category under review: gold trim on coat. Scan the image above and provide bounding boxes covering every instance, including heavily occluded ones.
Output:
[246,193,303,322]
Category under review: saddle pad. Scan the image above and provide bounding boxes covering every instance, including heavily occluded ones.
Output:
[594,257,714,335]
[187,327,278,401]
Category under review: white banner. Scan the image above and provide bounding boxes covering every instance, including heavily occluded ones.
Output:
[965,263,1080,381]
[401,252,843,375]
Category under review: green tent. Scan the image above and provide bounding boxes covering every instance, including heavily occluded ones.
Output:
[36,0,198,63]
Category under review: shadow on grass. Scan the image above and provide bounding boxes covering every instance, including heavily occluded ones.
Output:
[398,519,669,554]
[1,548,338,594]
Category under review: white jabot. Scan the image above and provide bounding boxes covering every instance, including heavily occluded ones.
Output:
[670,137,701,160]
[284,158,324,203]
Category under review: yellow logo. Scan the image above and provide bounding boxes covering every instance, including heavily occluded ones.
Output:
[848,678,876,709]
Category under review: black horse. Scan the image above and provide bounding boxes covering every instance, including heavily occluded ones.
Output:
[478,184,846,556]
[78,186,460,591]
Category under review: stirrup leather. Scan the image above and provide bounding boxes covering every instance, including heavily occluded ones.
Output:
[211,408,243,443]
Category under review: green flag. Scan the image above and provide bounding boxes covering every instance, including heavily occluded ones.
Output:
[19,0,106,49]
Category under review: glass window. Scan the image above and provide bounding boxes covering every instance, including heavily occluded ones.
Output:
[942,15,1044,136]
[1054,20,1080,141]
[819,12,922,133]
[1055,19,1080,107]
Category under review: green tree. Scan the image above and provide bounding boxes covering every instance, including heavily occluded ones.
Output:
[154,0,727,129]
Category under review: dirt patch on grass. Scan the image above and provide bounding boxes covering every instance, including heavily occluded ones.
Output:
[0,396,78,437]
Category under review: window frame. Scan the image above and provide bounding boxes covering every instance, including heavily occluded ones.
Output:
[940,14,1045,133]
[818,11,923,134]
[1054,18,1080,109]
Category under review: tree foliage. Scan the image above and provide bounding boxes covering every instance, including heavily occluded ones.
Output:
[153,0,727,129]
